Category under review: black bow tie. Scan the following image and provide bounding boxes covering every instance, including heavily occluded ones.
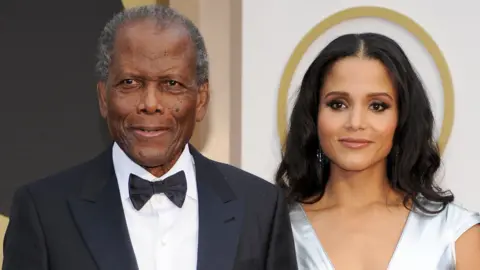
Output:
[128,171,187,210]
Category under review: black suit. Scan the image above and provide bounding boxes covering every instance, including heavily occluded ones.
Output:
[2,145,297,270]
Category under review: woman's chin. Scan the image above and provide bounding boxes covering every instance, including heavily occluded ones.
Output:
[334,160,374,172]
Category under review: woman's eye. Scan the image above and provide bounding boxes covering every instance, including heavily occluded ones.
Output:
[370,102,389,112]
[327,101,346,110]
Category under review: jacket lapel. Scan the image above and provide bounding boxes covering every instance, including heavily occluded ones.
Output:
[68,148,138,270]
[190,146,244,270]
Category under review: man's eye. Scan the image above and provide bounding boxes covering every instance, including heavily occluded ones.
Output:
[163,80,185,92]
[167,80,178,86]
[116,79,140,90]
[122,79,135,85]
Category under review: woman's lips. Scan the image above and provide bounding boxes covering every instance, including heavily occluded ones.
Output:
[338,137,373,149]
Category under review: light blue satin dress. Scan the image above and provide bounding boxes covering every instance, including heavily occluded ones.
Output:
[290,200,480,269]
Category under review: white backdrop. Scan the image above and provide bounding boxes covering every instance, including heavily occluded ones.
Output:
[241,0,480,211]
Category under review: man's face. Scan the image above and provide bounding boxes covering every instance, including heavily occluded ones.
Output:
[97,19,209,175]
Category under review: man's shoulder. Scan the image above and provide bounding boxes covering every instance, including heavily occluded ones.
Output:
[21,149,110,197]
[209,160,280,201]
[212,160,274,187]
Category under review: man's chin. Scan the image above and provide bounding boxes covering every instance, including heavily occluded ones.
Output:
[137,155,179,177]
[128,146,168,166]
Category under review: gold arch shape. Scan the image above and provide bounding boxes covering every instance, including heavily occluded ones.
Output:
[277,6,454,154]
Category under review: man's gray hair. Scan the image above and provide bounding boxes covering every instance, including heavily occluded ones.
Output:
[95,5,209,85]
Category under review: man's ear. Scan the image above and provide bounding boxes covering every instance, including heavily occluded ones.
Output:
[195,81,210,122]
[97,81,108,119]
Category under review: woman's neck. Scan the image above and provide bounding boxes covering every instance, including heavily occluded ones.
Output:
[313,160,403,210]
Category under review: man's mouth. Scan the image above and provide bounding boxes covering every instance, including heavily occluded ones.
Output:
[131,126,169,138]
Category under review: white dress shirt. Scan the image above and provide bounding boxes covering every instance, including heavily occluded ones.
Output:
[112,143,198,270]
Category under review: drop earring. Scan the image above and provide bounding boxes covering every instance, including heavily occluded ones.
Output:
[317,149,323,163]
[317,149,328,166]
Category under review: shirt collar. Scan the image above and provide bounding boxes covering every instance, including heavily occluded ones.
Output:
[112,142,197,201]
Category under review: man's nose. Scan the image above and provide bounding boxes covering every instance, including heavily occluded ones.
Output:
[138,85,164,114]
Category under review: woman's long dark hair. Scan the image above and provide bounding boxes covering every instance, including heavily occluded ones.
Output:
[275,33,453,214]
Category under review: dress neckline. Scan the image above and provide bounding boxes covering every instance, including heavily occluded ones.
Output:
[296,203,414,269]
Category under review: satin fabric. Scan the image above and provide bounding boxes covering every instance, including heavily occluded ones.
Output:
[290,200,480,269]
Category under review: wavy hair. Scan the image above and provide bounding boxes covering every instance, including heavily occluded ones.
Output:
[275,33,453,214]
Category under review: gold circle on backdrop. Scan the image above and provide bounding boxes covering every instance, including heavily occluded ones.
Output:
[277,6,454,154]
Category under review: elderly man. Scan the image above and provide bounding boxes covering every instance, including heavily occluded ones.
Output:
[2,5,297,270]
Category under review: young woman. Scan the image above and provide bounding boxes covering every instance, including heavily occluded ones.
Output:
[276,33,480,269]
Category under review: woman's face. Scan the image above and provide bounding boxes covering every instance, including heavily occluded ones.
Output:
[317,57,398,172]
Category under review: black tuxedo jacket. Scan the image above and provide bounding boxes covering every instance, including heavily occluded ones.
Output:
[2,145,297,270]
